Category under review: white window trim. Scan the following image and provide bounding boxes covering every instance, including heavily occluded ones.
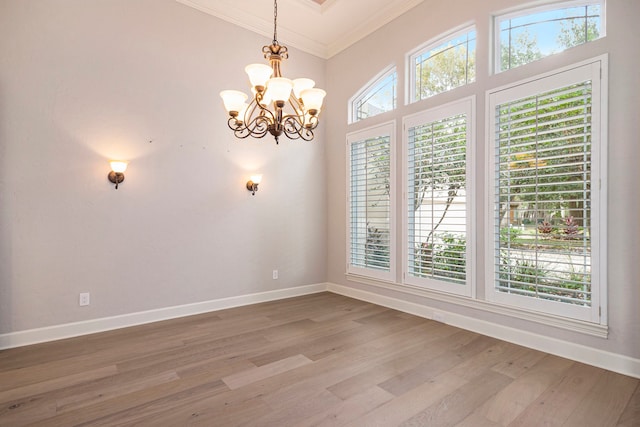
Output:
[402,96,476,298]
[493,0,607,74]
[348,65,397,124]
[485,55,608,325]
[346,121,397,282]
[406,22,476,105]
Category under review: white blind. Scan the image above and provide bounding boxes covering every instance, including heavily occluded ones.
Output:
[349,135,391,271]
[494,80,592,306]
[407,113,467,285]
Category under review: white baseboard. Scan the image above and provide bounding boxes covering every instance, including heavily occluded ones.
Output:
[3,281,638,380]
[0,283,327,350]
[327,282,640,379]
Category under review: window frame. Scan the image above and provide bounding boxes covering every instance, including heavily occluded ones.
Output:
[485,55,608,324]
[402,96,476,297]
[494,0,606,74]
[348,65,397,124]
[346,121,397,282]
[407,23,477,104]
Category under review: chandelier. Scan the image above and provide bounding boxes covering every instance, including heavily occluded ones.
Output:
[220,0,326,144]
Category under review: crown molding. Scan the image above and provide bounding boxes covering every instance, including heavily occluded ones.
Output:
[176,0,425,59]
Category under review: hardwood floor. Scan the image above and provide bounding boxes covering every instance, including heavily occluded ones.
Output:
[0,292,638,426]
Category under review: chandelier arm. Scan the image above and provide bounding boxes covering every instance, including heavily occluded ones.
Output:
[243,115,271,138]
[282,116,315,141]
[280,110,319,131]
[256,103,277,123]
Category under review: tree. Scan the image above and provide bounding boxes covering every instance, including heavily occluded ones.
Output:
[416,42,475,100]
[497,83,592,229]
[411,116,467,281]
[501,29,543,71]
[557,17,600,49]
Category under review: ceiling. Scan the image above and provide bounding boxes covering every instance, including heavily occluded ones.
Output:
[176,0,425,59]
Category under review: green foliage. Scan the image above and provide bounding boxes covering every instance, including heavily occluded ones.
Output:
[365,226,389,269]
[501,29,543,71]
[497,82,592,229]
[415,233,465,283]
[499,255,547,292]
[500,226,521,245]
[416,42,475,101]
[557,17,600,49]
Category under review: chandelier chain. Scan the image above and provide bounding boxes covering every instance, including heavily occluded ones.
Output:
[273,0,278,44]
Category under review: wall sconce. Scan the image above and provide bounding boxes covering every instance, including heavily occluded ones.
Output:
[246,174,262,195]
[108,161,128,190]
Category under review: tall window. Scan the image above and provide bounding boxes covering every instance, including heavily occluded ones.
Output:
[350,67,397,123]
[487,58,606,323]
[404,98,474,296]
[496,1,605,72]
[409,26,476,103]
[347,122,396,281]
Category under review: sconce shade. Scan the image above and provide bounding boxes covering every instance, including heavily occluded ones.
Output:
[266,77,293,103]
[108,160,127,189]
[245,64,273,89]
[247,174,262,195]
[110,161,128,173]
[300,88,326,112]
[292,78,315,99]
[220,90,249,114]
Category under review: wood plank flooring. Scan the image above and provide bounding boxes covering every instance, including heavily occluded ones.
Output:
[0,292,637,426]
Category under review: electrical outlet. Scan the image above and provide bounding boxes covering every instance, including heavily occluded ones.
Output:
[79,292,90,306]
[272,269,278,280]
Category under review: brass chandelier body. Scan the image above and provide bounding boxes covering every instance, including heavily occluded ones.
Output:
[220,0,326,144]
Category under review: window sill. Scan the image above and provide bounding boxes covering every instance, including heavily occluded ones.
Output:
[344,273,608,338]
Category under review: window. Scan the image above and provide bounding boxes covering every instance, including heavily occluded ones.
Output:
[350,67,397,123]
[487,57,607,323]
[409,26,476,103]
[347,122,396,281]
[404,98,474,296]
[496,1,605,72]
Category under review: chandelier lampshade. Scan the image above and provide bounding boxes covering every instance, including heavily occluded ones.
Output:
[220,0,326,144]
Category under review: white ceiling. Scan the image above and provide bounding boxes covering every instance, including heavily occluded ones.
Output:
[176,0,425,59]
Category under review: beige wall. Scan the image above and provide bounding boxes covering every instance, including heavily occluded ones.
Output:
[0,0,327,332]
[325,0,640,359]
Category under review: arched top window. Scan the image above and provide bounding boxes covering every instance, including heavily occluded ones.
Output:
[496,0,605,72]
[349,66,397,124]
[408,25,477,103]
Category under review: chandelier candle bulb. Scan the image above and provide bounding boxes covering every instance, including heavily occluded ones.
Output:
[220,0,326,144]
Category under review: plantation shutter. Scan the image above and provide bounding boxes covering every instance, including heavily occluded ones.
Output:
[494,80,592,306]
[406,112,468,286]
[349,130,392,276]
